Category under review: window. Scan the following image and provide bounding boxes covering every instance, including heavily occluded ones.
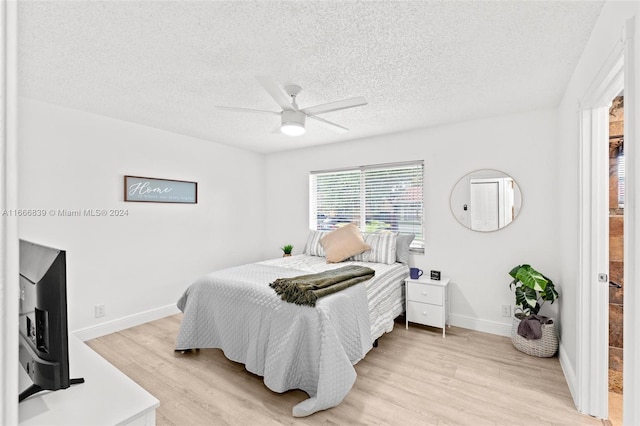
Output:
[618,147,625,208]
[310,161,424,251]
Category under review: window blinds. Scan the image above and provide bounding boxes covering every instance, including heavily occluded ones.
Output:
[618,150,625,208]
[310,161,424,250]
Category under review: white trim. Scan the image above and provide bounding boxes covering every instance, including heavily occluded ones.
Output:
[0,1,19,424]
[72,304,180,342]
[448,313,511,337]
[577,105,612,417]
[559,342,578,404]
[578,56,623,421]
[310,159,424,175]
[581,47,624,108]
[576,108,589,415]
[590,104,611,419]
[622,16,639,426]
[577,19,637,421]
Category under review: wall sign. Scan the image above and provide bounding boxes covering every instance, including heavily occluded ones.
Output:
[124,176,197,204]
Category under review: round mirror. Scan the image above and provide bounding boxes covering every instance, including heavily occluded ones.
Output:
[450,169,522,232]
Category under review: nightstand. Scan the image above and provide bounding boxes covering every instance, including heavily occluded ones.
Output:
[405,277,450,337]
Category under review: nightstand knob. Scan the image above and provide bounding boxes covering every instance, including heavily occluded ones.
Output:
[422,311,428,316]
[422,291,428,295]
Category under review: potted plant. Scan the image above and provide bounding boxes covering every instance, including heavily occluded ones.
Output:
[509,264,559,318]
[281,244,293,257]
[508,264,559,357]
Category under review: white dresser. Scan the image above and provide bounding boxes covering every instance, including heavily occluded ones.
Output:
[19,334,158,426]
[405,277,450,337]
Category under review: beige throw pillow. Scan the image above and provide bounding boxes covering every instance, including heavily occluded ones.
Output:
[320,224,371,263]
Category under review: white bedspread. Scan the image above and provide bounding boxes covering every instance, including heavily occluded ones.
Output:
[175,260,373,416]
[260,255,408,341]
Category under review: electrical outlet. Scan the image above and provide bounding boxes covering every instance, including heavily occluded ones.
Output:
[501,304,511,317]
[95,304,105,318]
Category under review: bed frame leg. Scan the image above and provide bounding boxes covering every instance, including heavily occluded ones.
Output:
[175,348,200,354]
[373,339,378,348]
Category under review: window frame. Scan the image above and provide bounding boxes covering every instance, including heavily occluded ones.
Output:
[309,160,425,253]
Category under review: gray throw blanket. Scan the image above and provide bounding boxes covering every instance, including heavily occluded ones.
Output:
[270,265,375,307]
[517,315,552,340]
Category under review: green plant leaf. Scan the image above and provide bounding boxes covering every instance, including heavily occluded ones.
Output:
[508,265,521,280]
[509,264,557,315]
[514,286,528,308]
[541,279,559,302]
[515,264,548,292]
[514,286,538,312]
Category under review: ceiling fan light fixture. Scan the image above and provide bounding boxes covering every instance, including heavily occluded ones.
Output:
[280,110,306,136]
[216,77,367,136]
[281,122,305,136]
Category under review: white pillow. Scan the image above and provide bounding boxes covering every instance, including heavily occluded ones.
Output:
[353,232,397,265]
[303,230,328,257]
[395,233,415,264]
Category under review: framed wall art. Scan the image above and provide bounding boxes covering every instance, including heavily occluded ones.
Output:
[124,175,197,204]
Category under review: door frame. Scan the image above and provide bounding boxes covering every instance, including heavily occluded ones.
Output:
[0,1,19,424]
[578,17,638,424]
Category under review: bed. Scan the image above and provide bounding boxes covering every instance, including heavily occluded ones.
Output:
[175,229,412,416]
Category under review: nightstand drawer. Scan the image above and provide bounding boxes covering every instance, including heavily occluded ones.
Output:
[406,301,444,328]
[406,283,443,305]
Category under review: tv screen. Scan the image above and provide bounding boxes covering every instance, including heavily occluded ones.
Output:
[18,239,82,402]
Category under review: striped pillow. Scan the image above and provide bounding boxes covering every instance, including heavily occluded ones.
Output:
[353,232,397,264]
[303,230,328,257]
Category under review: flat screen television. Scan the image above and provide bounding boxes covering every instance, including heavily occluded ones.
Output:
[18,239,83,402]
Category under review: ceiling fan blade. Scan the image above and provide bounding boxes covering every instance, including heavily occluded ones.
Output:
[308,115,349,134]
[215,105,280,116]
[255,76,294,111]
[302,96,368,116]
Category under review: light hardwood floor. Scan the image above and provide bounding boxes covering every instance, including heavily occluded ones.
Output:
[87,315,604,425]
[608,391,622,426]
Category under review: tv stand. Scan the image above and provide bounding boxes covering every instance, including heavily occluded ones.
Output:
[19,377,85,403]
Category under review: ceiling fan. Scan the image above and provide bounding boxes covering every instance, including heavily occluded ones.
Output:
[215,76,368,136]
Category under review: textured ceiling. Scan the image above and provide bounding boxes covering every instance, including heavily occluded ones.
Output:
[18,1,604,154]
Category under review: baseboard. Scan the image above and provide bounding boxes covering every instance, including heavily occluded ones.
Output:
[448,313,512,337]
[73,304,180,342]
[558,341,579,410]
[73,309,514,342]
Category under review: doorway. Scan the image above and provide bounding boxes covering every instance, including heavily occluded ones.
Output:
[578,53,622,423]
[608,94,624,425]
[578,16,638,425]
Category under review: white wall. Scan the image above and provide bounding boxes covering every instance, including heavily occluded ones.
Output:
[264,108,559,335]
[17,99,266,337]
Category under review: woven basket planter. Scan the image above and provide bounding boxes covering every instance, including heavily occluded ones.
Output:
[511,317,558,358]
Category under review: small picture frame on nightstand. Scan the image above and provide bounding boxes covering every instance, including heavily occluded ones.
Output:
[430,270,441,280]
